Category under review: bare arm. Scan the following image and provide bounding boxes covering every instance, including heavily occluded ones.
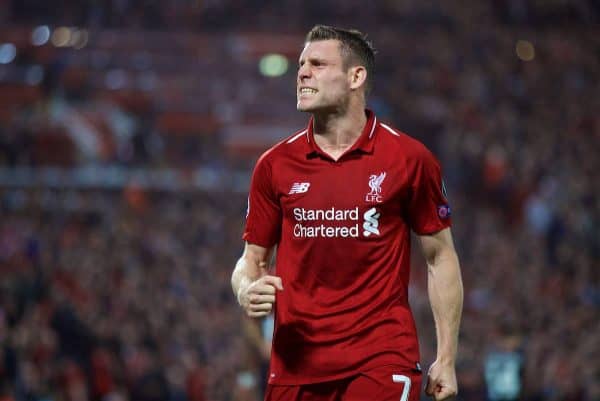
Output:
[242,317,271,360]
[419,227,463,400]
[231,242,282,318]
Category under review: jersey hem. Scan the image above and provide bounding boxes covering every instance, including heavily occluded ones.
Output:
[267,360,420,386]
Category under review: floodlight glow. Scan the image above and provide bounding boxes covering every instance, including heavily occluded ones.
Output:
[0,43,16,64]
[516,40,535,61]
[31,26,51,46]
[70,29,89,49]
[259,54,288,77]
[51,27,72,47]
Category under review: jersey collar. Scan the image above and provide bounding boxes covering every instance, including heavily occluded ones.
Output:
[305,109,378,159]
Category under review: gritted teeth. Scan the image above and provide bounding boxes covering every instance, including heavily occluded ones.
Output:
[300,88,318,94]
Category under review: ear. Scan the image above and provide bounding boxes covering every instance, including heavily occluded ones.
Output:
[348,66,367,90]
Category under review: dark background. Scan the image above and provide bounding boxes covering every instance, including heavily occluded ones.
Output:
[0,1,598,400]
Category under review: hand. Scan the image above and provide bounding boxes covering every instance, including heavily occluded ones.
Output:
[238,274,283,318]
[425,359,458,400]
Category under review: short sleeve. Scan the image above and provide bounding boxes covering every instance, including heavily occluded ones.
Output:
[242,153,282,247]
[405,148,452,235]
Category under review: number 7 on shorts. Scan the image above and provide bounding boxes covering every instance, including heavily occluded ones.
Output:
[392,374,411,401]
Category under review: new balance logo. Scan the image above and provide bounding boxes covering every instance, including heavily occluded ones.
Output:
[363,207,381,237]
[289,182,311,194]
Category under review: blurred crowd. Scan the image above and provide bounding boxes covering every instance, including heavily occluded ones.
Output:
[0,1,599,401]
[0,188,253,401]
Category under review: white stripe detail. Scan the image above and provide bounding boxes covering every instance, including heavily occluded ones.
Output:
[286,129,308,144]
[368,117,378,139]
[381,123,401,137]
[392,374,411,401]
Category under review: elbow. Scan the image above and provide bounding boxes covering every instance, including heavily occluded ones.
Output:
[427,247,460,273]
[425,247,445,267]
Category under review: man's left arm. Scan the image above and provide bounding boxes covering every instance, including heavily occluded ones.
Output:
[419,227,463,400]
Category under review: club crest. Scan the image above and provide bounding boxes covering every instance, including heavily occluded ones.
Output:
[366,172,386,203]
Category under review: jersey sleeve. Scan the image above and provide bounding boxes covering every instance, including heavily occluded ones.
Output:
[405,148,452,235]
[242,153,282,247]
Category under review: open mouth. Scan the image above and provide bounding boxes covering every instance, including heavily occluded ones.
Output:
[299,88,318,95]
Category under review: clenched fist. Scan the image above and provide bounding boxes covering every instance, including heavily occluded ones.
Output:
[237,273,283,318]
[425,359,458,400]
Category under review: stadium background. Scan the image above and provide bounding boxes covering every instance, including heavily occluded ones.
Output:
[0,1,598,400]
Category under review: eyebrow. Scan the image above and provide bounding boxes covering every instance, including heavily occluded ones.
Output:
[299,56,330,66]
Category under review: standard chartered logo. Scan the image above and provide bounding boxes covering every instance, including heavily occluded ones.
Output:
[292,207,381,238]
[363,207,381,237]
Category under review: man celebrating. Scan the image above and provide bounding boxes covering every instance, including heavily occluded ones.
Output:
[231,25,463,401]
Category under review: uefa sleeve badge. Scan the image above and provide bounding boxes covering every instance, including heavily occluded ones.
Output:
[437,204,451,219]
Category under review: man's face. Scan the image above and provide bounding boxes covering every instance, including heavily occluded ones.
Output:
[296,40,351,112]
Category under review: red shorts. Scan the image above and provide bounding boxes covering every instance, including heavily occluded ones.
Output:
[265,365,422,401]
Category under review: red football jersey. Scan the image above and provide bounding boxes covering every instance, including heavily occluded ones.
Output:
[243,110,451,385]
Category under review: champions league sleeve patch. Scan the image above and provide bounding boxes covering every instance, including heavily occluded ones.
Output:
[438,179,451,219]
[437,204,451,219]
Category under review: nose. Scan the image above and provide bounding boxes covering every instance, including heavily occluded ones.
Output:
[297,63,310,82]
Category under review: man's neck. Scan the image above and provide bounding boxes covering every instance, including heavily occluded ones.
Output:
[312,103,367,157]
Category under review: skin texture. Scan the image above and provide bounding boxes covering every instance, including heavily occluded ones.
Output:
[420,227,463,400]
[232,37,463,401]
[296,39,368,160]
[232,243,280,318]
[296,40,361,113]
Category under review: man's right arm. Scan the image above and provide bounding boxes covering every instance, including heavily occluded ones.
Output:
[231,242,283,318]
